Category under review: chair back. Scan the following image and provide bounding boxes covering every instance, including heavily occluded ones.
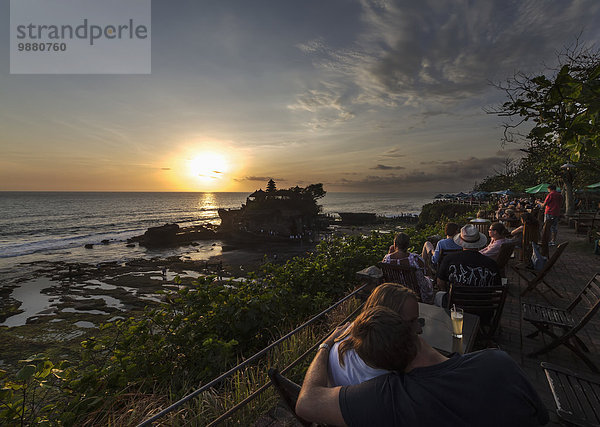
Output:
[496,241,516,274]
[448,284,508,338]
[521,222,540,262]
[471,221,490,241]
[378,261,421,299]
[567,274,600,324]
[268,368,310,427]
[536,210,544,225]
[537,242,568,278]
[438,248,462,267]
[540,221,552,257]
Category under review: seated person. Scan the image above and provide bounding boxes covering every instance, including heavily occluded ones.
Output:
[329,283,421,386]
[384,233,434,304]
[495,203,505,221]
[510,212,539,247]
[500,208,520,230]
[421,222,461,268]
[296,307,549,426]
[480,222,511,262]
[470,210,490,223]
[435,225,501,306]
[501,208,517,221]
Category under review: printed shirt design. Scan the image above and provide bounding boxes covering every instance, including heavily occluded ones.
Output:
[448,263,498,287]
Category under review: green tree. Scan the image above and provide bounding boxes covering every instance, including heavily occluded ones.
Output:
[488,41,600,214]
[266,179,277,193]
[302,183,326,200]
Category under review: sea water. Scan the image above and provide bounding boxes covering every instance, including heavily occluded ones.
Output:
[0,191,432,276]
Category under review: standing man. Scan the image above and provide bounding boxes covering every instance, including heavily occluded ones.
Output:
[539,184,563,246]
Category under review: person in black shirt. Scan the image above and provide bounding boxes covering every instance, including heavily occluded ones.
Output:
[438,224,501,287]
[295,306,548,426]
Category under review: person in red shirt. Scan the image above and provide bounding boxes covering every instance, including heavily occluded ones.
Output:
[539,184,562,245]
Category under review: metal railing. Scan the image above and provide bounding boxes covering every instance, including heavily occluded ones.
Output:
[137,283,368,426]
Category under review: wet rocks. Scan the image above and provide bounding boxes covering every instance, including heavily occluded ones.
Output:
[128,223,216,247]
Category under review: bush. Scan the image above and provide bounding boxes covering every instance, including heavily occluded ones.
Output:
[417,202,491,229]
[1,233,395,425]
[3,217,494,424]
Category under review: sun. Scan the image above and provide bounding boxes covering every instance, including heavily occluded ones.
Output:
[188,152,229,182]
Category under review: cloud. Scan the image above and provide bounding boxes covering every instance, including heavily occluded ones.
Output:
[495,148,525,157]
[294,0,600,113]
[381,147,406,158]
[370,164,405,170]
[331,153,507,190]
[363,0,600,102]
[161,167,171,170]
[234,176,285,182]
[296,38,327,54]
[288,86,355,129]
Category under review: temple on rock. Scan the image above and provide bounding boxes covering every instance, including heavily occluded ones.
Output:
[218,180,326,240]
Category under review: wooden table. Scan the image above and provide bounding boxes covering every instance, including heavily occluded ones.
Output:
[419,303,479,355]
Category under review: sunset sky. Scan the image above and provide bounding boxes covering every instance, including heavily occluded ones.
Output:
[2,0,600,193]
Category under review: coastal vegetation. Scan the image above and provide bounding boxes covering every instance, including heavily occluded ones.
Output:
[416,202,484,229]
[483,42,600,212]
[0,203,480,425]
[0,233,388,424]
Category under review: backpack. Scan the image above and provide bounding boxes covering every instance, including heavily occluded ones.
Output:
[531,242,547,271]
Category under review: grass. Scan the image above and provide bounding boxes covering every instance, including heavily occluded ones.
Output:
[86,296,363,426]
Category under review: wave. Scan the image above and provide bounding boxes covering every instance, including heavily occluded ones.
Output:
[0,213,219,238]
[0,228,146,258]
[0,214,221,259]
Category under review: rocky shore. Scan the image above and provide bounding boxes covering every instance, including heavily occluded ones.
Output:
[0,216,412,370]
[0,240,315,369]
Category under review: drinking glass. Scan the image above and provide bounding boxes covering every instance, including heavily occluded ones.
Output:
[451,307,464,339]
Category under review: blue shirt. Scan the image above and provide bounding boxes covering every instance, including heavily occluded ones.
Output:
[432,237,462,265]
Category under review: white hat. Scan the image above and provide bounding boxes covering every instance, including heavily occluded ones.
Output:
[453,224,488,249]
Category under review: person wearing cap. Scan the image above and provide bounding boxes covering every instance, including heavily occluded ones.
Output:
[435,225,501,306]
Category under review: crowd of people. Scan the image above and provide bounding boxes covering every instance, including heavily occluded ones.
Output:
[494,184,563,245]
[289,185,571,425]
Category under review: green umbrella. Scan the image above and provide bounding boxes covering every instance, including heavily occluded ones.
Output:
[587,182,600,189]
[525,183,553,194]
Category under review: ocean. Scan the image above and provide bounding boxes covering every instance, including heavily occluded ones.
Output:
[0,191,433,275]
